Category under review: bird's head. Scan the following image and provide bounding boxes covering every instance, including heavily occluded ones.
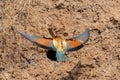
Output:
[55,35,62,39]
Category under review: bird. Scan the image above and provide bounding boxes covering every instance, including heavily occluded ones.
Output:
[18,29,90,62]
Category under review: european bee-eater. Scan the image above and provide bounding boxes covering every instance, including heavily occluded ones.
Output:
[19,29,90,61]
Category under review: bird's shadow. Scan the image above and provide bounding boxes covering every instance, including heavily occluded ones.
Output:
[46,50,57,61]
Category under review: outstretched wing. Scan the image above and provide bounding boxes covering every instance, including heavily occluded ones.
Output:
[19,32,53,49]
[66,29,90,51]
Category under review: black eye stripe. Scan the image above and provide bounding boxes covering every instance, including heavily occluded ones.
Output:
[61,40,64,49]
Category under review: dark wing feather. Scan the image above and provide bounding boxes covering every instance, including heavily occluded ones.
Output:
[19,32,53,49]
[66,29,89,51]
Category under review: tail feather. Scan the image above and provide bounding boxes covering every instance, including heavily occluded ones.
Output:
[56,52,67,61]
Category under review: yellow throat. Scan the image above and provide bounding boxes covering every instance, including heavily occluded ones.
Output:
[53,37,67,52]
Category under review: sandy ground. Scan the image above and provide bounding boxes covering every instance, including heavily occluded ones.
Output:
[0,0,120,80]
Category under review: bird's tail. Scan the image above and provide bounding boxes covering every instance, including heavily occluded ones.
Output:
[56,52,67,61]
